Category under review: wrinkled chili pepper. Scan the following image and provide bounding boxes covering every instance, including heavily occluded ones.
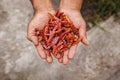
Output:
[37,10,83,59]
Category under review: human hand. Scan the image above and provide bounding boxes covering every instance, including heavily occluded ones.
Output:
[27,0,89,64]
[58,9,89,64]
[27,10,55,63]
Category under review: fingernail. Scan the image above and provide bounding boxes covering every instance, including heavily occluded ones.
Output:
[47,60,52,64]
[63,61,68,65]
[83,38,90,45]
[68,55,73,59]
[58,59,62,63]
[34,41,38,46]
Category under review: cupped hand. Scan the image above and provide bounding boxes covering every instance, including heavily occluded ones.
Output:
[58,9,89,65]
[27,10,55,63]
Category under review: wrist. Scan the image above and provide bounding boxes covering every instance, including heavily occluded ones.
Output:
[60,5,80,12]
[34,9,55,16]
[59,8,80,13]
[59,0,82,11]
[59,8,80,14]
[31,0,54,13]
[34,8,55,14]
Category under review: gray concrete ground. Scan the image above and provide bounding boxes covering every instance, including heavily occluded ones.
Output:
[0,0,120,80]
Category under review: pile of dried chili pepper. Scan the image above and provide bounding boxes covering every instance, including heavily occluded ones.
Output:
[36,11,83,59]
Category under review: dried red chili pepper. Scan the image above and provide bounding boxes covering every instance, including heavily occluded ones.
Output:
[37,10,83,59]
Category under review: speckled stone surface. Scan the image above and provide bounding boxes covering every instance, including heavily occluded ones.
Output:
[0,0,120,80]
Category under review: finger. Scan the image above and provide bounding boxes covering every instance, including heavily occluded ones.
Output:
[45,50,53,63]
[82,37,90,45]
[58,57,63,63]
[56,53,61,59]
[27,28,38,46]
[79,26,89,45]
[58,53,64,63]
[36,43,46,59]
[31,36,38,46]
[68,44,77,59]
[63,50,69,65]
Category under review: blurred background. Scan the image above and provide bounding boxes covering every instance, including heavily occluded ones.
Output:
[0,0,120,80]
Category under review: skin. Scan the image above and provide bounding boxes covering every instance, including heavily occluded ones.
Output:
[58,0,89,65]
[58,9,89,65]
[27,0,55,63]
[27,0,89,64]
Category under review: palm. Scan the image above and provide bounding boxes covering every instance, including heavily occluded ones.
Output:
[58,9,89,64]
[27,11,55,63]
[28,12,50,31]
[62,10,86,28]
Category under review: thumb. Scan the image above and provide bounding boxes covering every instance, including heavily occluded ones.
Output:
[27,28,38,46]
[31,36,38,46]
[82,37,89,45]
[27,35,38,46]
[79,25,90,45]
